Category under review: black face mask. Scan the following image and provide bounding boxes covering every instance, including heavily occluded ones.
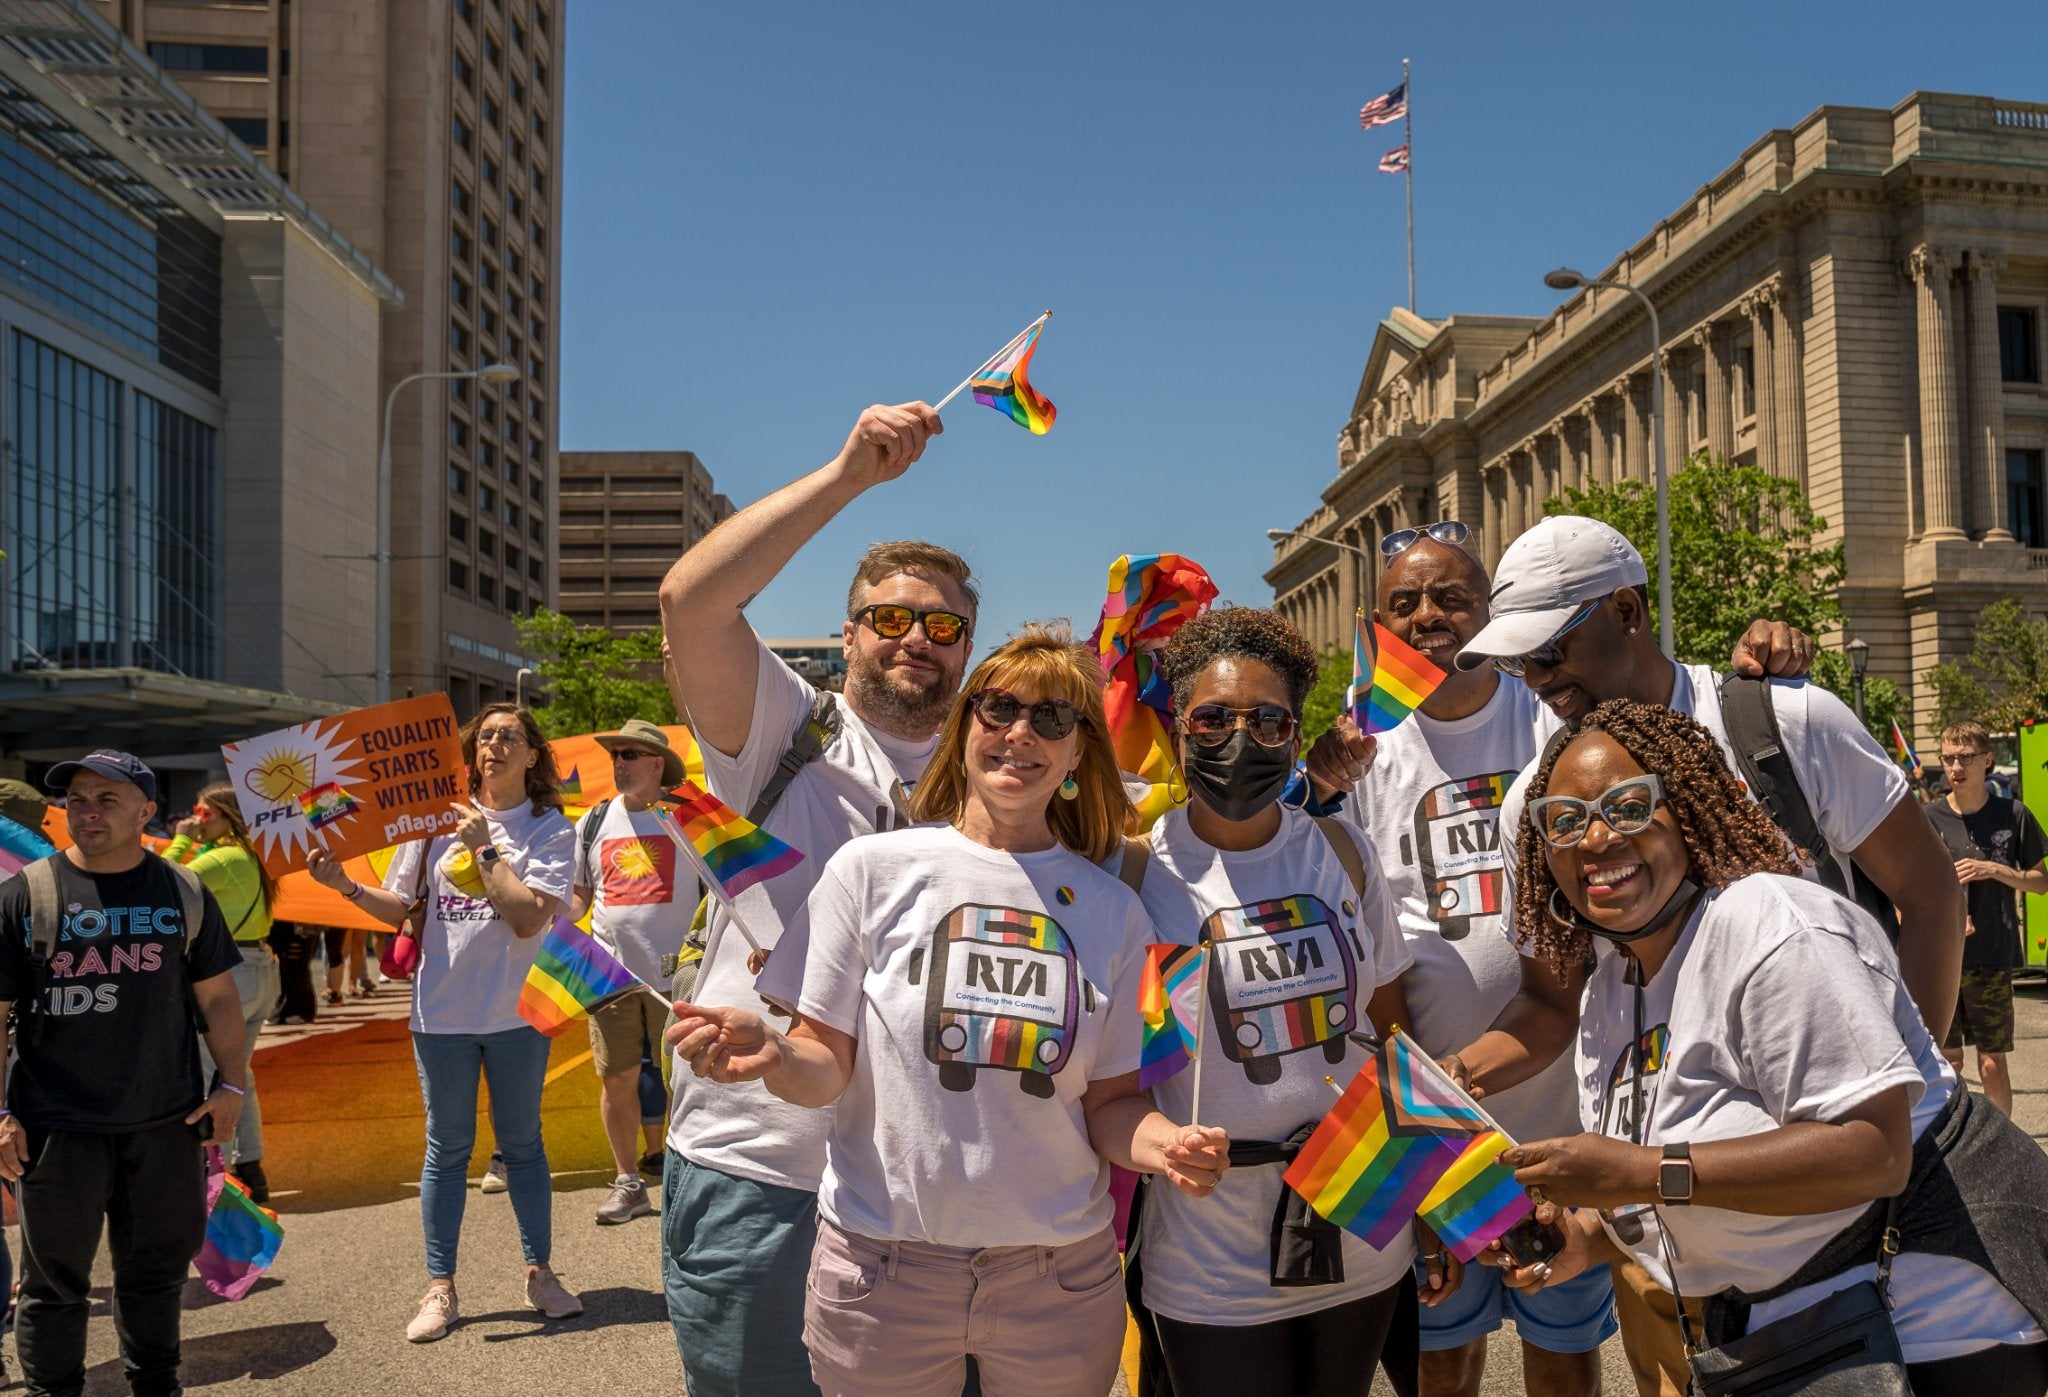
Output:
[1181,730,1296,824]
[1551,876,1701,946]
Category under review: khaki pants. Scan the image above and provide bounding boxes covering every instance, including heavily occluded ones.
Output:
[1613,1255,1705,1397]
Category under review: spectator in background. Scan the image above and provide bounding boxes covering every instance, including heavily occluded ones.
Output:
[269,922,320,1025]
[324,928,372,1005]
[1926,719,2048,1117]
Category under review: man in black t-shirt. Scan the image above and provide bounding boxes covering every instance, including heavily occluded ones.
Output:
[1926,720,2048,1117]
[0,751,246,1397]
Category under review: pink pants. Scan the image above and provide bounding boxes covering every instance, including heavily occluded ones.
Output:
[802,1215,1128,1397]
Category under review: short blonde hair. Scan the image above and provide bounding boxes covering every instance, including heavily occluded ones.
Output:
[845,540,979,619]
[910,622,1133,863]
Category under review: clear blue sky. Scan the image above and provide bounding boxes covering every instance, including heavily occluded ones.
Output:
[559,0,2047,645]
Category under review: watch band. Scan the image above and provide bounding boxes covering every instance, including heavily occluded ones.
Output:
[1658,1141,1694,1206]
[477,844,501,866]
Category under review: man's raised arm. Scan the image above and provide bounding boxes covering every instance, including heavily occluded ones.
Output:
[659,402,941,757]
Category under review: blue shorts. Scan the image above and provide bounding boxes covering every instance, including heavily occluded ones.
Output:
[1415,1259,1617,1354]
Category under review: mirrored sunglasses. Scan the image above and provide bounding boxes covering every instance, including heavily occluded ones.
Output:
[1183,703,1298,748]
[1379,520,1473,558]
[855,604,970,646]
[968,689,1082,741]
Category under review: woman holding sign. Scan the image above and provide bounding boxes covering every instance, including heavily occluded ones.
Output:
[672,625,1228,1397]
[1488,700,2048,1395]
[307,702,580,1343]
[1131,607,1421,1397]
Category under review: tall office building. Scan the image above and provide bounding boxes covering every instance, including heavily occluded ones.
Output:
[557,450,732,633]
[93,0,567,716]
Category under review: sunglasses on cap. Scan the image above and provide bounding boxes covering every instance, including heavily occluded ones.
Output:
[1529,774,1665,849]
[1379,520,1472,559]
[853,604,970,647]
[968,689,1084,741]
[1183,703,1298,748]
[1492,597,1603,678]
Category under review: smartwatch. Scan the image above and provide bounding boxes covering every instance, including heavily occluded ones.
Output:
[477,844,501,869]
[1658,1141,1694,1206]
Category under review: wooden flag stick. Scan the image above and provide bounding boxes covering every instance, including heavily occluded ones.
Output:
[649,806,766,955]
[1188,942,1212,1127]
[931,310,1052,413]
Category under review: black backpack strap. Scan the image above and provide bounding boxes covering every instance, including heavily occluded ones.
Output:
[24,855,61,970]
[1716,673,1846,894]
[746,689,841,826]
[578,797,615,884]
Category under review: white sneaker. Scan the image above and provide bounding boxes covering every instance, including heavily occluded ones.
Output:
[525,1266,583,1319]
[406,1285,457,1343]
[595,1174,653,1225]
[479,1153,508,1194]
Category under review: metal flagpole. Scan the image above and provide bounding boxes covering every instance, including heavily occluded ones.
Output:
[1402,57,1415,313]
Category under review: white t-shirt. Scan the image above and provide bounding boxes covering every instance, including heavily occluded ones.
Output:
[758,825,1150,1247]
[666,634,937,1192]
[1501,665,1910,960]
[1579,874,2037,1362]
[1135,805,1415,1325]
[1344,679,1577,1144]
[383,800,575,1035]
[572,800,697,989]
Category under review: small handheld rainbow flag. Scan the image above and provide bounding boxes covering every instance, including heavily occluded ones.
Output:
[656,781,804,899]
[1138,943,1208,1091]
[969,314,1057,434]
[518,917,645,1036]
[1348,610,1373,731]
[1891,718,1921,770]
[299,781,360,831]
[559,764,585,805]
[1283,1031,1533,1261]
[1357,621,1446,736]
[195,1147,283,1301]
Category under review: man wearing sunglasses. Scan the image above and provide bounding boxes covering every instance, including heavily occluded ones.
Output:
[1445,515,1963,1397]
[654,403,976,1397]
[1295,522,1818,1397]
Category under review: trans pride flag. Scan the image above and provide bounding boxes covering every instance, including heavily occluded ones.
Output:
[518,918,643,1036]
[970,317,1057,434]
[1091,553,1218,831]
[1355,621,1445,736]
[1283,1031,1533,1262]
[0,812,54,881]
[1137,943,1207,1091]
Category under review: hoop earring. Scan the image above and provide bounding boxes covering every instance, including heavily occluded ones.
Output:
[1058,772,1079,801]
[1165,762,1190,807]
[1548,887,1581,929]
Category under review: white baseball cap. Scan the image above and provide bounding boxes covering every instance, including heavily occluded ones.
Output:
[1455,516,1649,670]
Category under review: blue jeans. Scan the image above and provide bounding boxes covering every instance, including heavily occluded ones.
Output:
[412,1028,553,1278]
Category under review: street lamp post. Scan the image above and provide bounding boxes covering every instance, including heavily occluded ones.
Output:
[1543,268,1671,660]
[1847,636,1870,725]
[377,362,521,703]
[1266,527,1376,651]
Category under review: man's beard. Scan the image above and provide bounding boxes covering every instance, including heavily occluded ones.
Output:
[845,650,957,734]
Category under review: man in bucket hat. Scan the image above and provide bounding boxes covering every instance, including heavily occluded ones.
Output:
[569,720,695,1224]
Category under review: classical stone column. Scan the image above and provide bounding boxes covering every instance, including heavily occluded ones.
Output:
[1587,399,1612,488]
[1559,419,1584,494]
[1967,251,2013,541]
[1909,246,1966,539]
[1481,463,1503,567]
[1505,453,1529,543]
[1766,275,1807,487]
[1660,349,1687,476]
[1697,323,1734,460]
[1622,376,1648,483]
[1336,527,1359,628]
[1743,287,1781,475]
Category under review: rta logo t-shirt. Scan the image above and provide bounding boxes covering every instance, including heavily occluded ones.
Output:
[0,855,241,1131]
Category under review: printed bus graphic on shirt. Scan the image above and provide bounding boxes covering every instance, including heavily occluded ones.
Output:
[1204,894,1362,1085]
[1598,1020,1670,1140]
[1399,770,1516,941]
[909,904,1092,1098]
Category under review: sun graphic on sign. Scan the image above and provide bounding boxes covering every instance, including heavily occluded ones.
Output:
[610,840,658,881]
[223,717,365,862]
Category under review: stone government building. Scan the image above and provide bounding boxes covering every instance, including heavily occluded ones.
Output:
[1267,92,2048,737]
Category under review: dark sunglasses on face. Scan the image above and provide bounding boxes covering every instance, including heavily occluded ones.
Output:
[968,689,1083,741]
[1530,774,1666,848]
[853,604,970,647]
[1492,597,1603,678]
[1183,703,1298,748]
[1379,519,1473,558]
[611,748,661,764]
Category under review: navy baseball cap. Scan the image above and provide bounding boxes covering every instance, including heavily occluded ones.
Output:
[43,750,159,804]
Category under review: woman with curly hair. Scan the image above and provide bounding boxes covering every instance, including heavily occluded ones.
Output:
[1487,699,2048,1395]
[674,624,1229,1397]
[1126,605,1421,1397]
[307,702,581,1341]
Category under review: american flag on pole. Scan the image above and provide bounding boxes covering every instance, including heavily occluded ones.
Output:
[1359,82,1407,129]
[1379,145,1410,174]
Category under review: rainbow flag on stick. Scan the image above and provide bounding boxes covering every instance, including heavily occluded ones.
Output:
[1891,718,1921,770]
[1283,1031,1533,1261]
[518,917,650,1036]
[931,312,1058,433]
[1348,610,1373,731]
[1091,553,1218,831]
[1357,621,1446,735]
[194,1146,283,1301]
[1138,943,1208,1093]
[658,782,804,898]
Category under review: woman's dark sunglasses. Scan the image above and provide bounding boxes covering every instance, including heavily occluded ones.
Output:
[1379,520,1472,558]
[1529,774,1665,848]
[1183,703,1297,748]
[968,689,1083,741]
[853,604,970,646]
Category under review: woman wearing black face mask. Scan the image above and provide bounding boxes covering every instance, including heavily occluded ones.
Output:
[1123,607,1426,1397]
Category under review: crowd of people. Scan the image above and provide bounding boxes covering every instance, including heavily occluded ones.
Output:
[5,398,2048,1396]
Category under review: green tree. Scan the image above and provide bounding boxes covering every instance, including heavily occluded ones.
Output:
[1300,649,1352,747]
[1546,454,1903,742]
[512,607,676,738]
[1925,598,2048,732]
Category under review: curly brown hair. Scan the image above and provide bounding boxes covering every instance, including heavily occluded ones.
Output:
[1512,699,1802,977]
[1159,605,1321,719]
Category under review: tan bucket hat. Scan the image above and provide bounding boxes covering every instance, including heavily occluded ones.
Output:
[594,718,687,788]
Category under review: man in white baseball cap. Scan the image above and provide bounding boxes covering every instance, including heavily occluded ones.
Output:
[1455,516,1650,683]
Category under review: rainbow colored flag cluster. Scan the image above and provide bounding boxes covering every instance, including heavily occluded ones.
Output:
[1283,1032,1533,1262]
[299,781,360,831]
[970,317,1057,434]
[656,780,804,898]
[195,1147,283,1301]
[1090,553,1219,830]
[0,812,54,881]
[1138,943,1208,1091]
[1891,718,1922,770]
[518,918,643,1036]
[1354,620,1446,736]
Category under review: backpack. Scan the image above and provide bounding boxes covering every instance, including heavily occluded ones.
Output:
[18,854,207,1039]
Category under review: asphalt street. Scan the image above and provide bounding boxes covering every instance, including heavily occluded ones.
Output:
[11,976,2046,1395]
